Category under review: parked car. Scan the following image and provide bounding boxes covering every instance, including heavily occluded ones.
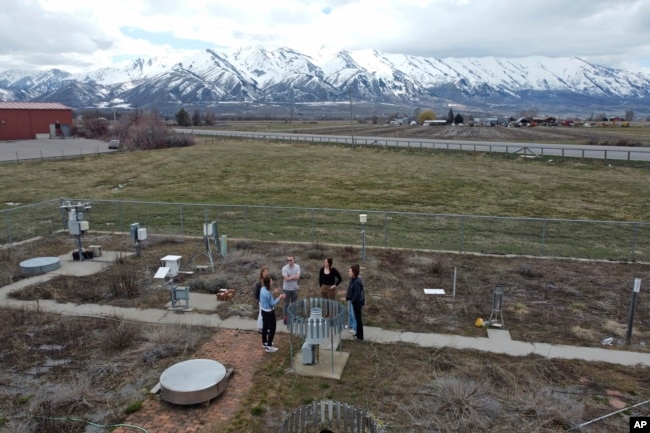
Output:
[108,139,120,149]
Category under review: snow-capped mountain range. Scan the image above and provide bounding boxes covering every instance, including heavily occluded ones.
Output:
[0,46,648,114]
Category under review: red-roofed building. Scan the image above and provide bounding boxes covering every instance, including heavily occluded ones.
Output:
[0,102,73,141]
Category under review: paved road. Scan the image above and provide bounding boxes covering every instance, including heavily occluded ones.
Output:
[178,128,650,162]
[5,132,649,163]
[0,137,114,162]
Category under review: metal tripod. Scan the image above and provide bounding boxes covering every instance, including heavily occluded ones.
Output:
[187,222,220,272]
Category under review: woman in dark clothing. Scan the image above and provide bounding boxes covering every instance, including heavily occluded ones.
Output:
[318,257,343,300]
[345,264,365,341]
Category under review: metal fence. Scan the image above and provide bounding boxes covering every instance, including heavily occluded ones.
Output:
[1,198,649,262]
[180,129,650,163]
[282,400,384,433]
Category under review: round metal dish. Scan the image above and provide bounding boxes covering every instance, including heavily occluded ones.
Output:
[159,359,227,405]
[20,256,61,275]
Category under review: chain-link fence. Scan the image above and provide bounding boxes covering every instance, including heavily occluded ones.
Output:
[1,198,648,262]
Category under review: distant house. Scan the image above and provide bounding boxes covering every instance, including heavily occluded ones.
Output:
[0,102,73,141]
[423,119,447,126]
[474,117,498,126]
[531,116,556,126]
[389,117,410,125]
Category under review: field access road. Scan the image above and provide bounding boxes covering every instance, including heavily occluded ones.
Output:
[0,137,113,162]
[177,128,650,162]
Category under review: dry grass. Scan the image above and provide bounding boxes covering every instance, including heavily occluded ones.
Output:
[3,234,650,432]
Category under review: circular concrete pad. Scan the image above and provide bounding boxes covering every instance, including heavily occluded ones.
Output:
[160,358,227,405]
[20,257,61,275]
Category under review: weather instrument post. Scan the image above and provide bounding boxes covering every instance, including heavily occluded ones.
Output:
[188,220,220,272]
[130,223,147,257]
[61,201,91,261]
[626,278,641,345]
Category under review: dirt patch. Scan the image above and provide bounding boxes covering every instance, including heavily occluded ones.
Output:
[2,232,650,432]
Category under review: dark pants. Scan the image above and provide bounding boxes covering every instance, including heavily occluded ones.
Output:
[282,289,298,319]
[352,303,363,340]
[261,309,277,346]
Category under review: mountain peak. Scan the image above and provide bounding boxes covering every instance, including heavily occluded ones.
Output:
[0,46,647,114]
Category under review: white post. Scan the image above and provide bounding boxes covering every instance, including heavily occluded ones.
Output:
[452,267,457,299]
[626,278,641,345]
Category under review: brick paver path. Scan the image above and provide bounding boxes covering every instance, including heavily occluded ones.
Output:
[112,328,268,433]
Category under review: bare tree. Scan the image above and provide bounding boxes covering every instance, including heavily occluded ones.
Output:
[115,110,170,150]
[192,110,201,127]
[204,110,216,126]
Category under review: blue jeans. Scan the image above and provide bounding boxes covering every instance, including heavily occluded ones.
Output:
[348,301,356,330]
[283,289,298,319]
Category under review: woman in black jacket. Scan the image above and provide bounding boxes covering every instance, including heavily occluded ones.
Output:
[345,263,365,341]
[318,257,343,299]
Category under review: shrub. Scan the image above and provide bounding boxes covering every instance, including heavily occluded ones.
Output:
[518,265,543,278]
[124,401,143,414]
[108,263,139,298]
[103,321,141,351]
[251,405,264,416]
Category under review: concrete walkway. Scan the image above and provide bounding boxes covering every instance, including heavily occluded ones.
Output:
[3,250,650,367]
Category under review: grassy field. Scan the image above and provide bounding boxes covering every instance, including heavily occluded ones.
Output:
[1,135,649,222]
[3,132,650,432]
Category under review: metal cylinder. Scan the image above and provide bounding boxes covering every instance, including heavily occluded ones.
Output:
[492,284,504,313]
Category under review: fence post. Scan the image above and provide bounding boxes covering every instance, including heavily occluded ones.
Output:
[118,200,124,233]
[631,222,638,262]
[245,206,249,239]
[384,212,388,247]
[541,218,547,256]
[458,215,465,253]
[311,209,315,244]
[179,205,184,236]
[5,210,11,244]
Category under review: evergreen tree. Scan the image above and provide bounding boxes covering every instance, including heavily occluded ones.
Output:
[175,108,190,127]
[454,113,464,125]
[446,108,454,124]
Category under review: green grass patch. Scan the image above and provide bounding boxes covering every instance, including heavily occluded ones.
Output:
[1,137,649,259]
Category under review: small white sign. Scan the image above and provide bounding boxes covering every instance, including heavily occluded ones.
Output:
[424,288,445,295]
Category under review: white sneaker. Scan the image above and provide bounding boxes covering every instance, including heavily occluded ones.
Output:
[344,325,349,329]
[349,329,356,334]
[265,346,279,353]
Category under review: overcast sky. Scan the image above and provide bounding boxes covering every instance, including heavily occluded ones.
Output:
[2,0,649,74]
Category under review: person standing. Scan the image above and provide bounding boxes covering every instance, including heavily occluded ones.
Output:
[253,266,270,333]
[54,120,63,138]
[282,255,300,325]
[319,257,342,300]
[260,276,285,352]
[346,264,365,341]
[347,297,357,335]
